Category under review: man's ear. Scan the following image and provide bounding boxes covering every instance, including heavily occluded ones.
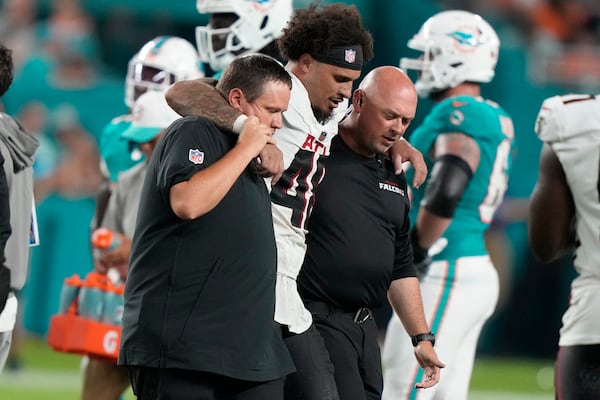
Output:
[228,88,245,112]
[353,89,364,110]
[298,53,314,72]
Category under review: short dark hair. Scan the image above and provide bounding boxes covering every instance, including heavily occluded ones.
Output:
[278,3,374,64]
[0,45,14,97]
[216,54,292,102]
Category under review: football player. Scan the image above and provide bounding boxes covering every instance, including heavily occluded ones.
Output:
[381,10,516,400]
[99,35,204,183]
[530,93,600,400]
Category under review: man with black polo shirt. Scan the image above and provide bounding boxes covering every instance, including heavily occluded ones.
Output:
[297,66,445,400]
[118,54,295,400]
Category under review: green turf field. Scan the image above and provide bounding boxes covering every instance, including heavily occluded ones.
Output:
[0,337,554,399]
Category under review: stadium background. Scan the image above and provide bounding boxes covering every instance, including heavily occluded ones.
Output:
[1,0,594,397]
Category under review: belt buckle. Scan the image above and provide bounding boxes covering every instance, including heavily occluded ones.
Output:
[353,308,372,324]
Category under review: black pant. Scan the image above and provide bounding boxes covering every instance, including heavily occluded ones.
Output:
[556,344,600,400]
[307,302,382,400]
[283,324,339,400]
[128,367,284,400]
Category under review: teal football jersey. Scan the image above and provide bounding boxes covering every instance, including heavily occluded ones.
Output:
[99,115,145,182]
[407,95,515,259]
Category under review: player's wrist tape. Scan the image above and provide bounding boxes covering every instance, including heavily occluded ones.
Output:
[411,331,436,347]
[232,114,248,135]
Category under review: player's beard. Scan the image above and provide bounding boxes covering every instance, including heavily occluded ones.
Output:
[312,106,333,125]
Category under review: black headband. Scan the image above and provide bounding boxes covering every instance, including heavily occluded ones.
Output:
[311,45,363,71]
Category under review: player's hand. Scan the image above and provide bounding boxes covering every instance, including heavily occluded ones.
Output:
[413,342,445,389]
[414,256,432,281]
[414,237,448,280]
[253,143,284,184]
[389,138,428,189]
[96,233,131,279]
[237,116,276,158]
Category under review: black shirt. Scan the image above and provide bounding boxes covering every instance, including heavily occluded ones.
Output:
[119,116,294,382]
[298,135,416,310]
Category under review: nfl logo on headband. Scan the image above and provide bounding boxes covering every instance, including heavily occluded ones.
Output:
[345,49,356,64]
[312,45,363,71]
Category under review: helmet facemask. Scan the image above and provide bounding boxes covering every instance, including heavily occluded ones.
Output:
[196,13,247,72]
[195,0,293,72]
[127,63,177,106]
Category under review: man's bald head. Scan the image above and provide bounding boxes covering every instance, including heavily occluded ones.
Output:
[358,66,417,103]
[339,66,419,157]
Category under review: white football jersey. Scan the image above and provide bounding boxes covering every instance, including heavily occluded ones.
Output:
[269,73,349,333]
[535,94,600,345]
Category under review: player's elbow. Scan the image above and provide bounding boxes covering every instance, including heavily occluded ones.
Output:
[165,83,185,116]
[528,235,563,264]
[171,204,196,221]
[170,190,211,220]
[530,246,558,264]
[170,200,212,221]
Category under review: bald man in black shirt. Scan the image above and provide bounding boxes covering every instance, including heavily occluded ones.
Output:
[297,66,445,400]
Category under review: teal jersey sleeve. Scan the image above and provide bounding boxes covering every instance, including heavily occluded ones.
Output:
[99,115,145,182]
[408,96,516,258]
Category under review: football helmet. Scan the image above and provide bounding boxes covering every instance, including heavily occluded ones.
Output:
[195,0,292,71]
[125,36,204,108]
[400,10,500,98]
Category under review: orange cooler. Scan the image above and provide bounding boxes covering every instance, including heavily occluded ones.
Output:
[48,272,125,363]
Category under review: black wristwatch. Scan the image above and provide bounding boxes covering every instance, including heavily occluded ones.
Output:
[411,331,436,347]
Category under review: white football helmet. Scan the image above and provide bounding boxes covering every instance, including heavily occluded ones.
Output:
[125,36,204,108]
[401,10,500,98]
[195,0,292,72]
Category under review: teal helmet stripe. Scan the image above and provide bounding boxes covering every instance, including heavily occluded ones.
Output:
[409,260,456,399]
[151,36,172,55]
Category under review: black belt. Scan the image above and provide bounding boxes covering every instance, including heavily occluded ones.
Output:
[305,301,373,324]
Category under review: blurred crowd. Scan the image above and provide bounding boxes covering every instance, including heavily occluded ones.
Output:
[0,0,115,370]
[442,0,600,90]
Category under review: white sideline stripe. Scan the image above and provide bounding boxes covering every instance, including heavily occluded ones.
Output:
[0,368,81,389]
[469,391,552,400]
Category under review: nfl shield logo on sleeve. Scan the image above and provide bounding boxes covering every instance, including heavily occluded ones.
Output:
[188,149,204,164]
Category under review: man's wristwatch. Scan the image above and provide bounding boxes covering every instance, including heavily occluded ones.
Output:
[411,331,436,347]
